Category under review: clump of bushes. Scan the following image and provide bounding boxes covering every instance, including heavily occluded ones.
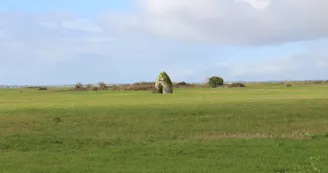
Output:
[230,83,246,88]
[285,83,292,87]
[27,86,40,89]
[304,80,328,84]
[98,82,108,90]
[91,86,99,91]
[74,82,86,91]
[38,87,48,90]
[85,84,94,90]
[132,82,155,91]
[75,82,108,91]
[174,81,192,88]
[106,82,155,91]
[208,76,224,88]
[224,83,246,88]
[114,82,155,91]
[79,83,99,91]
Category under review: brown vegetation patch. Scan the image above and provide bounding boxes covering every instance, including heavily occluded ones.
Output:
[285,83,292,87]
[38,87,48,90]
[174,81,192,88]
[63,81,212,92]
[98,82,108,90]
[74,82,86,91]
[224,83,246,88]
[108,82,155,91]
[91,86,99,91]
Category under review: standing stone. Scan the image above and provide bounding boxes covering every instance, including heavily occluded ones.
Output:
[154,71,173,94]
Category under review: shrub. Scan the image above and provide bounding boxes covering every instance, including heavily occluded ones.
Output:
[38,87,48,90]
[285,83,292,87]
[126,84,154,91]
[91,86,99,91]
[231,83,246,88]
[208,76,224,88]
[174,81,192,88]
[98,82,108,90]
[107,83,155,91]
[85,84,93,90]
[133,82,155,86]
[27,86,40,89]
[74,82,86,91]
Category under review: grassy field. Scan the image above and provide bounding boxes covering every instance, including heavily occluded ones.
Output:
[1,83,328,173]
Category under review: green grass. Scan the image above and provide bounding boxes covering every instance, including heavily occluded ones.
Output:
[1,84,328,173]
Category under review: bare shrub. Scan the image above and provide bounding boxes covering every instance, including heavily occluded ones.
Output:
[107,82,155,91]
[312,80,323,84]
[133,82,155,86]
[74,82,86,91]
[127,82,155,91]
[85,84,93,90]
[91,86,99,91]
[38,87,48,90]
[223,84,233,88]
[98,82,108,90]
[174,81,192,88]
[230,83,246,88]
[223,83,246,88]
[285,83,292,87]
[127,84,154,91]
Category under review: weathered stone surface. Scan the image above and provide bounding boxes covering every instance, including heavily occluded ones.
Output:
[154,71,173,94]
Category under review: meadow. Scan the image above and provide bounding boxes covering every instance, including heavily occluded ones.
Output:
[1,83,328,173]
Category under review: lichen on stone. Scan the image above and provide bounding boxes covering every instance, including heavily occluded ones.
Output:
[157,71,173,85]
[154,71,173,94]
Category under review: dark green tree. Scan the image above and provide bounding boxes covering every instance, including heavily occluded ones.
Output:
[208,76,224,88]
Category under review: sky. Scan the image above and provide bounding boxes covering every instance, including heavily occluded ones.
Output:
[1,0,328,85]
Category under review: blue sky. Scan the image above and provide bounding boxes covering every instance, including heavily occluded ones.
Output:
[1,0,328,85]
[0,0,134,16]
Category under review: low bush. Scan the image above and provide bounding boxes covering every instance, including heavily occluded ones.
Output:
[91,86,99,91]
[231,83,246,88]
[38,87,48,90]
[74,82,86,91]
[174,81,192,88]
[98,82,108,90]
[85,84,93,90]
[285,83,292,87]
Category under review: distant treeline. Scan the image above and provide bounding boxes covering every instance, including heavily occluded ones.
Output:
[22,79,328,92]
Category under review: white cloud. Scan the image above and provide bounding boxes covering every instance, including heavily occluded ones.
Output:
[217,49,328,81]
[0,13,115,64]
[1,6,328,85]
[113,0,328,45]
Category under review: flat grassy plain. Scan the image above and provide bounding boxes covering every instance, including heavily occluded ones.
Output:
[1,83,328,173]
